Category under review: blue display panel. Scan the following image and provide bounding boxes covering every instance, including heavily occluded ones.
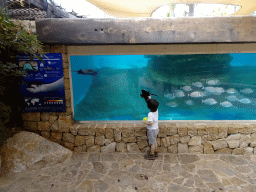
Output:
[17,53,66,112]
[70,54,256,121]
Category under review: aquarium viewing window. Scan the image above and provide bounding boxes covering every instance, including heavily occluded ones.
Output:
[69,44,256,121]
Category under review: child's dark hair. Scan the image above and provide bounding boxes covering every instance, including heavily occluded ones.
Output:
[147,99,159,112]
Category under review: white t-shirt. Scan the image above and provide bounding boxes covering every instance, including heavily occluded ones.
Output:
[147,109,158,130]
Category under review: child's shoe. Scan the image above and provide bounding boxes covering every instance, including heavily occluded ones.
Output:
[154,150,158,157]
[144,152,156,160]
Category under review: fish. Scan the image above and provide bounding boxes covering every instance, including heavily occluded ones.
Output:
[164,93,175,100]
[226,88,237,94]
[192,82,204,88]
[181,86,192,92]
[202,98,217,105]
[213,87,225,95]
[174,90,185,98]
[166,102,178,107]
[203,86,215,93]
[72,69,98,76]
[226,95,238,102]
[239,98,251,104]
[220,101,233,107]
[207,79,220,86]
[185,100,194,105]
[240,88,254,94]
[189,91,205,98]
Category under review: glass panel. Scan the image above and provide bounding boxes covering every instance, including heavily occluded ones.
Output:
[70,53,256,121]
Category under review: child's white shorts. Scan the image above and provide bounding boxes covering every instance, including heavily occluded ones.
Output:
[148,128,159,145]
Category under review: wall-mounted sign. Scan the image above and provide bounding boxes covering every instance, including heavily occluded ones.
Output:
[17,53,66,112]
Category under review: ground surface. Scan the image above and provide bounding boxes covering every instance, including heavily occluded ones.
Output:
[1,152,256,192]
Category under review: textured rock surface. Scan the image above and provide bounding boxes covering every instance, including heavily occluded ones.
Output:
[0,131,72,177]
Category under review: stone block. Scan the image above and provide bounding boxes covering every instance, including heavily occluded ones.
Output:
[78,124,95,136]
[178,143,189,153]
[207,127,219,140]
[227,134,241,140]
[180,136,190,143]
[211,140,228,150]
[21,113,40,121]
[198,128,207,136]
[245,147,253,155]
[87,145,101,152]
[227,140,239,148]
[62,133,75,144]
[137,136,148,141]
[23,122,38,131]
[114,129,122,142]
[166,123,177,135]
[187,127,198,136]
[169,135,180,145]
[105,128,114,139]
[158,123,167,137]
[178,127,188,137]
[215,148,232,154]
[228,126,239,134]
[127,143,140,152]
[161,137,170,148]
[240,135,251,148]
[201,135,209,145]
[135,127,147,137]
[239,124,253,134]
[62,62,69,69]
[41,131,50,139]
[41,113,50,121]
[75,135,86,146]
[156,138,160,146]
[116,143,126,152]
[232,148,245,155]
[167,144,178,154]
[58,116,72,132]
[101,142,116,153]
[50,120,59,131]
[204,142,214,154]
[104,138,114,146]
[188,136,201,146]
[38,122,50,132]
[122,137,136,143]
[137,140,148,149]
[251,141,256,147]
[121,127,134,138]
[49,115,58,123]
[95,124,106,136]
[50,45,67,54]
[50,132,62,142]
[85,136,94,147]
[218,127,228,139]
[189,145,203,154]
[74,145,87,152]
[64,78,70,90]
[70,125,78,136]
[60,141,74,151]
[95,136,105,146]
[157,147,167,153]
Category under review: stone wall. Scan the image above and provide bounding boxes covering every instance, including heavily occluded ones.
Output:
[17,20,256,155]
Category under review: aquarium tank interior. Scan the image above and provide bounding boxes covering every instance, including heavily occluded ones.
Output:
[70,53,256,121]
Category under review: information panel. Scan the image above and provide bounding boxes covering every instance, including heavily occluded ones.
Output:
[17,53,66,112]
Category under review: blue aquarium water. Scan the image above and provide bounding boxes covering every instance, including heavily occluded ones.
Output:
[70,53,256,121]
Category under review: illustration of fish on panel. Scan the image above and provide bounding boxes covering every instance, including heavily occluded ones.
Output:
[174,90,185,98]
[185,100,194,106]
[226,95,239,102]
[164,93,176,100]
[181,86,192,92]
[213,87,225,95]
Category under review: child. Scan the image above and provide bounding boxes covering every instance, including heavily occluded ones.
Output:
[143,95,159,160]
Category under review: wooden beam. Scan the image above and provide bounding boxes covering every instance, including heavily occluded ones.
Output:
[36,17,256,44]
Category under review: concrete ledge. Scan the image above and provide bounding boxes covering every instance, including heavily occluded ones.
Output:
[36,16,256,44]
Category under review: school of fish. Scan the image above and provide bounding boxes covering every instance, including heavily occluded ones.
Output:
[164,79,255,108]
